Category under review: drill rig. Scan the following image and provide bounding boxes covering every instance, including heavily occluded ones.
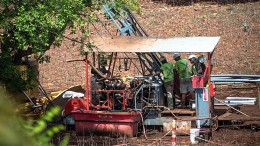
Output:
[61,3,220,137]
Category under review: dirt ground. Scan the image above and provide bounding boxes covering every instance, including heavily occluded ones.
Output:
[39,0,260,145]
[39,0,260,92]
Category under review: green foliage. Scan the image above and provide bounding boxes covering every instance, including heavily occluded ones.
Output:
[0,63,38,92]
[24,107,68,146]
[0,87,68,146]
[1,0,85,51]
[107,0,141,15]
[0,0,140,91]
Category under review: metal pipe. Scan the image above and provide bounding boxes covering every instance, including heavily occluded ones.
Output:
[125,7,149,37]
[225,100,255,105]
[211,79,260,83]
[111,53,117,76]
[85,57,89,110]
[211,74,260,78]
[124,53,142,75]
[108,52,113,77]
[87,59,106,78]
[97,53,100,69]
[214,97,250,117]
[38,84,54,106]
[208,52,212,84]
[208,52,212,115]
[213,82,244,85]
[257,86,260,108]
[134,84,144,110]
[22,91,36,106]
[93,52,96,66]
[226,97,256,100]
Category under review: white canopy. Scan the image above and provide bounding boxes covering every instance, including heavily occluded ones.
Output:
[90,36,220,53]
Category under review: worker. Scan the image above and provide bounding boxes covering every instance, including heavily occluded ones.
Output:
[188,54,206,76]
[173,53,194,108]
[154,56,175,108]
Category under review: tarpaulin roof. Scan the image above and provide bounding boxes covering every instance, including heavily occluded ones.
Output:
[90,36,220,53]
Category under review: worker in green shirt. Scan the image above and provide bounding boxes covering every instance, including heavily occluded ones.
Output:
[154,56,175,108]
[173,53,194,108]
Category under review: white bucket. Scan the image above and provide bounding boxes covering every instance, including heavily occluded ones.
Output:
[190,128,200,144]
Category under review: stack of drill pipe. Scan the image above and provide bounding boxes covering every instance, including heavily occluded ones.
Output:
[225,97,256,105]
[211,74,260,84]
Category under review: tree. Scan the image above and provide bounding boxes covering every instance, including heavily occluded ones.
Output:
[0,0,140,91]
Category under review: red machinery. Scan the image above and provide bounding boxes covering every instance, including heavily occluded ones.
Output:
[63,59,142,137]
[62,3,220,137]
[62,36,220,137]
[64,97,140,137]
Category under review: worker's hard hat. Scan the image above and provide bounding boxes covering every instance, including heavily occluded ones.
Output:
[188,55,197,60]
[173,53,180,59]
[159,56,167,62]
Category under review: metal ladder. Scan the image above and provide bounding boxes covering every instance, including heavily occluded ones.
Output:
[102,3,162,76]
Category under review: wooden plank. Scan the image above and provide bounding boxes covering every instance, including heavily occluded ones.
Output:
[214,106,230,110]
[162,109,196,116]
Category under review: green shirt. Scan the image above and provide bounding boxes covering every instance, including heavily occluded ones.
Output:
[175,59,190,79]
[190,64,197,76]
[160,62,174,83]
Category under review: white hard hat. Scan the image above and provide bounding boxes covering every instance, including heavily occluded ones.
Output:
[173,53,180,59]
[188,55,197,60]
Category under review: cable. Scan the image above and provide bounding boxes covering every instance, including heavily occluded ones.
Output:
[147,130,172,146]
[214,97,250,117]
[163,106,181,120]
[137,111,148,140]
